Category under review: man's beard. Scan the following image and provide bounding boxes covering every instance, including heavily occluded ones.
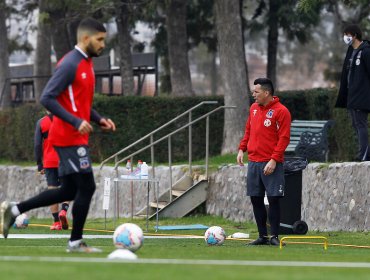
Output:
[86,43,102,57]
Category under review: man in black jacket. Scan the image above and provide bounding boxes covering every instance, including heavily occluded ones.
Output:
[336,24,370,161]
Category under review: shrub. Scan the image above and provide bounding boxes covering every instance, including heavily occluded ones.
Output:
[0,88,358,163]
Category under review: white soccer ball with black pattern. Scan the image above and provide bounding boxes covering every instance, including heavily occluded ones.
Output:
[113,223,144,252]
[204,226,226,246]
[13,213,29,229]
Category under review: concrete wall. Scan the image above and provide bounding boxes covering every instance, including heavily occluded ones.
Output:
[0,163,369,231]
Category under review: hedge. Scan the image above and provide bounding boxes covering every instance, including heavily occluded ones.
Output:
[0,88,358,164]
[0,96,225,164]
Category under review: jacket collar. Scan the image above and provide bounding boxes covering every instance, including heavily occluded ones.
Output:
[259,96,280,109]
[74,45,89,59]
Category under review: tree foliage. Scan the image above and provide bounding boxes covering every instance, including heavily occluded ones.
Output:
[246,0,322,86]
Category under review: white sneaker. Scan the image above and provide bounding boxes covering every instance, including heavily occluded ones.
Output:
[0,201,16,238]
[66,241,102,253]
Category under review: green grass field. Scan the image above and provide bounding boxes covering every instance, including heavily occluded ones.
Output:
[1,215,369,280]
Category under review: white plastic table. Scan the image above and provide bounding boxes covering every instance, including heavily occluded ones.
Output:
[110,176,159,232]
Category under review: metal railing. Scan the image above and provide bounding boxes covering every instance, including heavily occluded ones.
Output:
[100,101,236,202]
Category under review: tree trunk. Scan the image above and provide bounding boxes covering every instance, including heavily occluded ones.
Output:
[115,2,135,96]
[210,51,218,95]
[67,17,80,48]
[34,0,52,103]
[214,0,250,154]
[266,0,279,87]
[48,1,72,60]
[166,0,193,96]
[0,0,11,109]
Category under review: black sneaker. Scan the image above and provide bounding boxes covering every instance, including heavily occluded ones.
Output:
[270,236,285,246]
[247,237,269,246]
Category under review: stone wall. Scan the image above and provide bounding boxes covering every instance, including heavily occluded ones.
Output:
[207,163,369,232]
[302,162,369,231]
[0,165,187,220]
[0,163,369,231]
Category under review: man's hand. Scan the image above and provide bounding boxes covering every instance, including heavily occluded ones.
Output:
[38,169,45,175]
[78,120,93,135]
[237,150,244,166]
[263,159,277,176]
[99,118,116,132]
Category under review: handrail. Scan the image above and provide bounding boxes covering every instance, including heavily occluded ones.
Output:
[99,101,218,169]
[112,105,236,170]
[100,102,236,209]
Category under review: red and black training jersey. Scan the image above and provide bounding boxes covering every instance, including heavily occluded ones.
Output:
[40,46,102,147]
[34,114,59,170]
[238,96,291,162]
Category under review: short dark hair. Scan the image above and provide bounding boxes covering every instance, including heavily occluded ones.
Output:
[343,24,362,41]
[254,78,274,95]
[77,18,106,36]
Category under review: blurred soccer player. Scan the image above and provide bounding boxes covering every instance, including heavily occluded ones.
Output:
[34,113,69,230]
[1,18,116,253]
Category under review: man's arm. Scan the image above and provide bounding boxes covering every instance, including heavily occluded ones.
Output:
[34,120,43,172]
[237,115,251,165]
[40,61,83,130]
[90,109,116,131]
[90,109,103,124]
[271,108,292,162]
[363,48,370,80]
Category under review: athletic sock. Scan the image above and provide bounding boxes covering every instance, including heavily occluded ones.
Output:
[11,205,21,217]
[61,203,69,212]
[267,196,281,236]
[70,173,96,241]
[69,239,82,246]
[250,196,268,237]
[52,212,59,222]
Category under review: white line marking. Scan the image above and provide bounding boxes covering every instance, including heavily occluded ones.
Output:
[0,256,369,268]
[0,234,203,239]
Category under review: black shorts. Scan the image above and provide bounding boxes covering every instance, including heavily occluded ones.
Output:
[54,145,93,177]
[44,168,60,187]
[246,161,285,197]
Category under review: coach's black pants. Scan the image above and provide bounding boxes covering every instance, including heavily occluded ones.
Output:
[349,109,369,161]
[17,172,96,241]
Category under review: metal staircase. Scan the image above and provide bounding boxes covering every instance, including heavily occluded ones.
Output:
[99,101,235,219]
[135,174,208,219]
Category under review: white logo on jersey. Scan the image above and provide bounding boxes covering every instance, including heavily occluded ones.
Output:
[264,119,271,127]
[253,109,257,116]
[81,72,87,79]
[77,147,87,157]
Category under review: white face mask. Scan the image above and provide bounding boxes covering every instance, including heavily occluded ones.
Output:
[343,35,353,45]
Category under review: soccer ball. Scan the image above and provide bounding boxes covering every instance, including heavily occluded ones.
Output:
[204,226,226,246]
[13,213,29,229]
[113,223,144,252]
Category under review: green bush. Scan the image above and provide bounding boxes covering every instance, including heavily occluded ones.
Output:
[0,89,359,163]
[0,96,225,164]
[90,95,225,163]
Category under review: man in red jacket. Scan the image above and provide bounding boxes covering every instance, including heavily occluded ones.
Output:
[1,18,115,253]
[237,78,291,246]
[34,113,69,230]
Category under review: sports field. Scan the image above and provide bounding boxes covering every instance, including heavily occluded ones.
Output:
[1,216,369,280]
